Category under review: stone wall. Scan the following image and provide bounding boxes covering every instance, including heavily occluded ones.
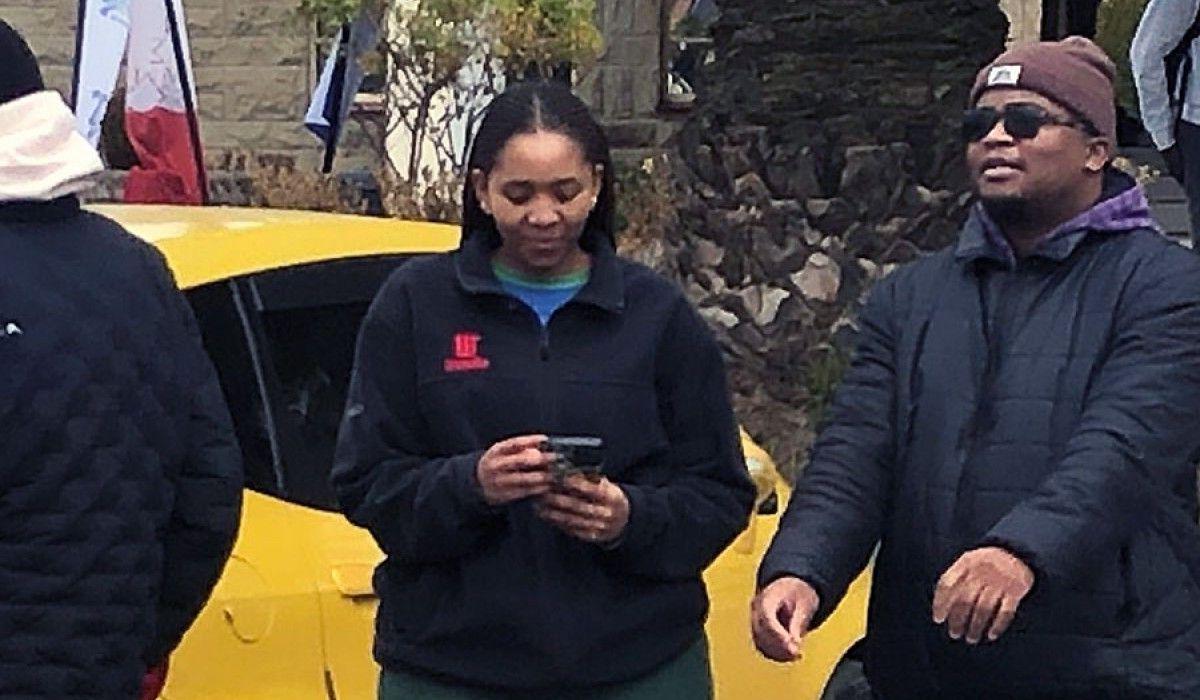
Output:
[999,0,1043,44]
[0,0,378,171]
[652,0,1009,475]
[187,0,321,167]
[580,0,677,166]
[2,2,78,98]
[584,0,1042,168]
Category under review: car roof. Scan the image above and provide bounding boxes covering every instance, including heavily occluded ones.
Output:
[87,204,461,289]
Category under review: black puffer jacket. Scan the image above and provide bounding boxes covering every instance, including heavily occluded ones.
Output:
[761,172,1200,699]
[0,198,242,698]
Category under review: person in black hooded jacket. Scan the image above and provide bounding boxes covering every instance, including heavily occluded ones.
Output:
[0,19,242,699]
[331,80,755,698]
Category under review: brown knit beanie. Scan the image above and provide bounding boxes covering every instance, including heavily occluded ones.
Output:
[970,36,1116,144]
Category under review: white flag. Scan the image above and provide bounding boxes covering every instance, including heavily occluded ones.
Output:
[72,0,133,147]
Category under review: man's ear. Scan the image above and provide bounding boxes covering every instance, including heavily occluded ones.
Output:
[1084,138,1112,174]
[471,169,490,214]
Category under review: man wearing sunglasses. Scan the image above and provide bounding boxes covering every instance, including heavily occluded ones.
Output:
[754,37,1200,698]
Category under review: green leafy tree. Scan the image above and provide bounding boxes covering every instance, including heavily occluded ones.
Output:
[492,0,603,80]
[298,0,363,28]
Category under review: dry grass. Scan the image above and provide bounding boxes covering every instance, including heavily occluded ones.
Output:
[225,150,463,221]
[215,151,360,213]
[614,154,678,258]
[1111,155,1158,185]
[378,169,462,223]
[234,150,681,241]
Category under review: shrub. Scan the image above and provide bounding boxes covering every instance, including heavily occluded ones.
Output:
[614,155,678,260]
[241,154,362,214]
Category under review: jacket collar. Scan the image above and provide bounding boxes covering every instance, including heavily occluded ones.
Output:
[0,195,81,223]
[453,232,626,313]
[955,168,1159,267]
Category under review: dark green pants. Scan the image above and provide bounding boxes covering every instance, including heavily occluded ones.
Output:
[378,638,712,700]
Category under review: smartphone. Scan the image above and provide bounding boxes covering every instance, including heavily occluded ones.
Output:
[541,435,605,485]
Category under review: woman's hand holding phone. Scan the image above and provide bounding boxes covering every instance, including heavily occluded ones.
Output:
[476,435,556,506]
[536,475,630,544]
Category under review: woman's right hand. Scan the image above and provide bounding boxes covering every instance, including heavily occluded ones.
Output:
[476,435,555,506]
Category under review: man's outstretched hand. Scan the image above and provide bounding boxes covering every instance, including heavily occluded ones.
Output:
[751,576,821,662]
[933,546,1034,645]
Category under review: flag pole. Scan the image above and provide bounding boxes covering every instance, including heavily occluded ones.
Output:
[161,0,209,204]
[70,0,87,110]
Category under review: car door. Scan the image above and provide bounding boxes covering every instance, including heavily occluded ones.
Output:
[246,255,415,699]
[702,435,870,700]
[160,280,329,699]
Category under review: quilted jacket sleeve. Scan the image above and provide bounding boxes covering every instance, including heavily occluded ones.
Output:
[331,274,499,564]
[757,274,900,628]
[982,247,1200,586]
[146,253,244,665]
[600,299,756,581]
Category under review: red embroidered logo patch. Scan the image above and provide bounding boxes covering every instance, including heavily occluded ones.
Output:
[444,332,491,372]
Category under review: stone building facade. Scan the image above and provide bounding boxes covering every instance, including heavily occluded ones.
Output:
[0,0,671,173]
[1,0,376,172]
[999,0,1042,44]
[0,0,1059,175]
[579,0,677,166]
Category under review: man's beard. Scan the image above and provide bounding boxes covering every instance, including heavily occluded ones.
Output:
[980,195,1034,230]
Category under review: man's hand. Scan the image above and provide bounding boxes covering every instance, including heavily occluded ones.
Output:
[535,474,629,544]
[751,577,820,662]
[1162,144,1186,184]
[476,435,555,506]
[932,546,1034,644]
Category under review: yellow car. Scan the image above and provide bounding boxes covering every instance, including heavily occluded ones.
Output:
[91,205,870,700]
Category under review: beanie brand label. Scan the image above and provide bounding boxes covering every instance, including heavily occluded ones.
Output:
[987,65,1022,87]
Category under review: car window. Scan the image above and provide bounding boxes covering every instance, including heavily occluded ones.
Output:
[186,281,284,499]
[249,255,414,511]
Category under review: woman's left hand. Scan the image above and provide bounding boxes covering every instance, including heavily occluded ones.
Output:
[535,476,630,544]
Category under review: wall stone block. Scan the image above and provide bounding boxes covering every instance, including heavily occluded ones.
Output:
[191,36,308,68]
[220,67,307,120]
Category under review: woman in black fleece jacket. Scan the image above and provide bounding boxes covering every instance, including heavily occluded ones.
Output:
[332,80,754,698]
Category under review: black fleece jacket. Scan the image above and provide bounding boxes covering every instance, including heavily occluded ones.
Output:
[332,233,754,690]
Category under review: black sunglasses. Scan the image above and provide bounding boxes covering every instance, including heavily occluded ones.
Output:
[962,104,1095,142]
